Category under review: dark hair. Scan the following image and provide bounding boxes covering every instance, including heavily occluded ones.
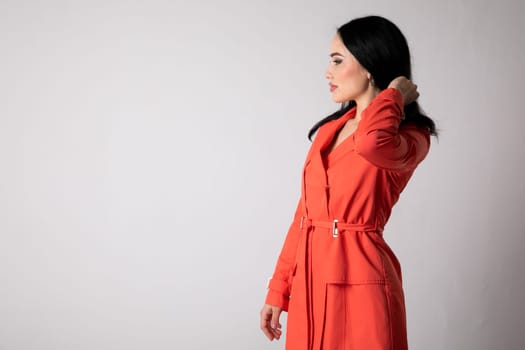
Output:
[308,15,437,140]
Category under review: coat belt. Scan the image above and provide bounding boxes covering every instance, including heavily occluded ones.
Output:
[299,216,382,237]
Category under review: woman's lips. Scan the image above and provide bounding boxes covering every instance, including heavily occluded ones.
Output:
[329,83,337,92]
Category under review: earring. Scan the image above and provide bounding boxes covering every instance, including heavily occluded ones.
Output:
[366,73,375,86]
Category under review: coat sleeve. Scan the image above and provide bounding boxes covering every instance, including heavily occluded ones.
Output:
[354,87,431,171]
[265,199,303,311]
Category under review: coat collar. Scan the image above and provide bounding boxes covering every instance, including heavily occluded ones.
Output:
[309,107,357,162]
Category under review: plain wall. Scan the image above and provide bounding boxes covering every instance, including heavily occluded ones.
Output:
[1,0,524,349]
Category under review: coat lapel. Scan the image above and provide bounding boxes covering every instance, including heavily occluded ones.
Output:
[308,107,356,170]
[300,108,356,218]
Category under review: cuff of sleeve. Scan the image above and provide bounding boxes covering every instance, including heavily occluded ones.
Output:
[382,87,404,113]
[359,87,405,126]
[265,289,290,312]
[267,278,289,295]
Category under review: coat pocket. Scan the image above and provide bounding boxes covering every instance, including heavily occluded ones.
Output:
[321,281,390,350]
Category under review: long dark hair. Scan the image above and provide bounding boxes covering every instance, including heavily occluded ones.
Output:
[308,15,437,140]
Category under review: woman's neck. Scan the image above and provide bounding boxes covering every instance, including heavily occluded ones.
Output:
[354,86,381,121]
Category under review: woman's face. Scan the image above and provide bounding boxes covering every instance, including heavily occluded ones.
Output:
[325,34,370,103]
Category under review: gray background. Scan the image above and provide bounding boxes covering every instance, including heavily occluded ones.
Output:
[1,0,524,349]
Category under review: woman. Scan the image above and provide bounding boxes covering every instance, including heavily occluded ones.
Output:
[259,15,437,350]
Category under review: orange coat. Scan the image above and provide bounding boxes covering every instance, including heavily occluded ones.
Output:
[265,88,431,350]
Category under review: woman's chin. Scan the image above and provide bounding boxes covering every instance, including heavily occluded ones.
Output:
[332,96,346,103]
[330,92,350,104]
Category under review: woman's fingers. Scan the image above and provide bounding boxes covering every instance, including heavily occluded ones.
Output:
[406,84,419,105]
[388,76,420,105]
[260,305,283,341]
[271,308,282,340]
[260,306,274,340]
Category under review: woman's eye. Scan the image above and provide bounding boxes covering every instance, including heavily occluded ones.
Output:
[331,59,343,65]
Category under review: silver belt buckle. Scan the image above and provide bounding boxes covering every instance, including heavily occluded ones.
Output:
[332,219,339,238]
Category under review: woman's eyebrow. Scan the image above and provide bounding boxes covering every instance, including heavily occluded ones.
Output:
[330,52,344,57]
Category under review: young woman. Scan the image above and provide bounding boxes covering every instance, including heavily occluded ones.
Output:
[260,15,437,350]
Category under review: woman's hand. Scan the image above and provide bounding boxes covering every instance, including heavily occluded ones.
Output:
[260,304,283,341]
[388,76,419,105]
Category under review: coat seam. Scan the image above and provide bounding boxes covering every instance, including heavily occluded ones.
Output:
[379,251,395,350]
[385,283,394,350]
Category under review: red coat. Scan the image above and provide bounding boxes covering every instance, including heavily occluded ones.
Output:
[265,88,431,350]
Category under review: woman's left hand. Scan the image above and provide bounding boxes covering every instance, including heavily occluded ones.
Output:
[388,76,419,105]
